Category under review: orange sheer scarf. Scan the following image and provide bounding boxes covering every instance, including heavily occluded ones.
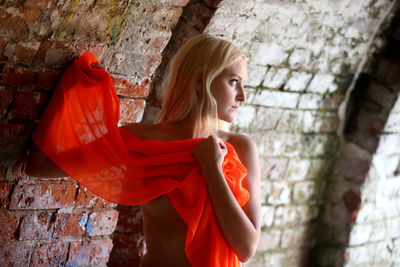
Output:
[32,52,250,266]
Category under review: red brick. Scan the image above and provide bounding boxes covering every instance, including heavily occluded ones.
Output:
[7,91,48,120]
[55,212,86,237]
[24,0,55,9]
[76,43,106,61]
[8,158,30,181]
[143,54,162,76]
[0,183,11,208]
[19,212,55,240]
[109,233,144,262]
[68,239,113,265]
[0,213,20,241]
[0,124,28,159]
[150,34,172,52]
[35,69,62,90]
[0,90,13,118]
[75,184,117,208]
[167,0,191,6]
[87,210,118,236]
[2,40,41,64]
[0,12,28,41]
[31,242,68,266]
[0,243,32,266]
[21,8,41,23]
[119,98,145,124]
[10,183,76,210]
[115,206,143,233]
[0,66,38,88]
[0,38,7,55]
[113,77,150,98]
[34,40,78,68]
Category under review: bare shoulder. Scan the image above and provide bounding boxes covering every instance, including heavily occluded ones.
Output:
[121,122,156,139]
[221,131,260,189]
[221,131,259,164]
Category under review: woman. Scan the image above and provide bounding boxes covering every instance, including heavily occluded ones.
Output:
[26,34,261,266]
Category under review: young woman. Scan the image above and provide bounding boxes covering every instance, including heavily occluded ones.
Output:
[26,34,261,267]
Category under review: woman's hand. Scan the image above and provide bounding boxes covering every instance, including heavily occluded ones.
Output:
[91,62,105,69]
[193,134,261,262]
[193,135,227,176]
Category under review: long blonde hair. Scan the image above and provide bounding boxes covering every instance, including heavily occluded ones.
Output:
[155,34,246,137]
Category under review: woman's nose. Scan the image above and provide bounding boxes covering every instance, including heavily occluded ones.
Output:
[236,84,246,102]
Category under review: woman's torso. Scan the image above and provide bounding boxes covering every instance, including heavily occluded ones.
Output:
[124,122,235,267]
[124,122,196,266]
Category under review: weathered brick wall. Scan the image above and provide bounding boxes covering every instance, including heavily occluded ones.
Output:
[1,0,400,266]
[0,0,186,266]
[312,16,400,267]
[201,0,399,266]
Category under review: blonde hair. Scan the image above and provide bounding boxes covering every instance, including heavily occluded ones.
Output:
[155,34,246,138]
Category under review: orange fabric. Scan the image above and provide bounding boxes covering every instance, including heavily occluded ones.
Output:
[32,52,250,267]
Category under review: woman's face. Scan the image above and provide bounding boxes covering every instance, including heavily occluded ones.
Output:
[210,58,247,123]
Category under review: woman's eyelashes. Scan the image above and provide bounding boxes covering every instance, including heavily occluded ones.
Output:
[230,79,239,86]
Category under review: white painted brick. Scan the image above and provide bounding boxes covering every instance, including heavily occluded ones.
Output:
[281,226,308,248]
[250,42,289,66]
[257,229,281,251]
[289,48,312,68]
[267,180,292,205]
[286,159,311,181]
[302,110,339,133]
[369,221,386,242]
[252,107,281,130]
[284,71,313,92]
[261,205,275,228]
[252,89,300,109]
[263,67,290,89]
[262,133,302,157]
[260,157,289,180]
[276,109,303,132]
[260,180,272,205]
[349,223,372,246]
[384,112,400,133]
[274,205,316,226]
[247,64,268,87]
[307,73,338,94]
[376,134,400,155]
[232,104,256,128]
[298,92,342,110]
[293,180,323,203]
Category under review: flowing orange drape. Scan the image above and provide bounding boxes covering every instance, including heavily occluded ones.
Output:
[32,52,250,266]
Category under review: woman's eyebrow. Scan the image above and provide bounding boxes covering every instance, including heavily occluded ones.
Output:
[229,74,243,80]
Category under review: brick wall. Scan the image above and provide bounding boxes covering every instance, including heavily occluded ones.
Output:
[311,16,400,267]
[1,0,400,266]
[0,0,185,266]
[202,0,399,266]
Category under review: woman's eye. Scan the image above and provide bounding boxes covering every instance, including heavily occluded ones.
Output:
[230,79,238,85]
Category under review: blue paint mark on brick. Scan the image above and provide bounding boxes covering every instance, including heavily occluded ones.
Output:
[78,213,87,231]
[64,262,78,267]
[60,217,67,229]
[86,217,92,234]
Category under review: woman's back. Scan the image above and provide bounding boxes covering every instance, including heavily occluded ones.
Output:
[123,123,192,266]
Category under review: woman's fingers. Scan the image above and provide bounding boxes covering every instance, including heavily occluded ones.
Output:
[91,62,105,69]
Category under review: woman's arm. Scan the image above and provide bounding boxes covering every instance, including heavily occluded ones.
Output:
[25,143,68,178]
[194,134,261,262]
